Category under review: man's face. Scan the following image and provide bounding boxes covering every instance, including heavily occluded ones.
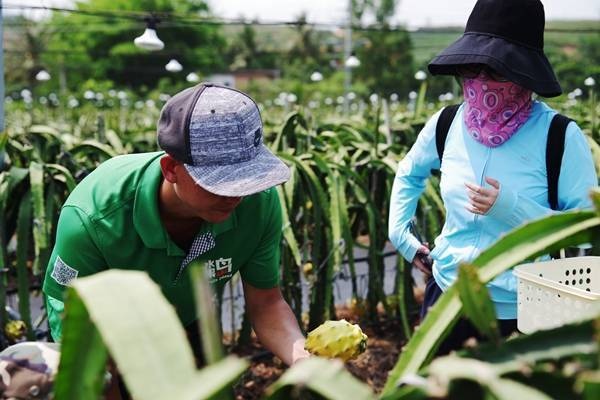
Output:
[172,163,243,223]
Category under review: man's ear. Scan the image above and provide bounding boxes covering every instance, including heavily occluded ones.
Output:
[160,154,180,183]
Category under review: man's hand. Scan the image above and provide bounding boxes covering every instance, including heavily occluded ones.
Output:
[243,282,308,366]
[292,338,310,364]
[465,177,500,215]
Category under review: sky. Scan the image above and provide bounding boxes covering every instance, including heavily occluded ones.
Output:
[5,0,600,27]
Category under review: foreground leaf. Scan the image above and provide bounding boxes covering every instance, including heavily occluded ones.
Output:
[382,210,600,394]
[457,263,500,343]
[266,357,375,400]
[60,270,247,400]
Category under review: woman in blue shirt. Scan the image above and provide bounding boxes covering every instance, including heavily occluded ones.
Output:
[388,0,597,354]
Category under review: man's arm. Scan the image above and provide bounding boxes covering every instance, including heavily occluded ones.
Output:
[242,281,309,365]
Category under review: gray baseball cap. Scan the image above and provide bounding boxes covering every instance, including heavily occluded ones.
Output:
[157,83,290,197]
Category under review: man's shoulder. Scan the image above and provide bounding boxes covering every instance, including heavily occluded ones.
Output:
[64,152,164,217]
[235,187,281,226]
[241,187,279,208]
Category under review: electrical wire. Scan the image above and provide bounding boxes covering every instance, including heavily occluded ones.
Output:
[3,4,599,34]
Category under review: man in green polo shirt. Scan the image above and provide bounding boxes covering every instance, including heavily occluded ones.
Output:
[43,84,309,369]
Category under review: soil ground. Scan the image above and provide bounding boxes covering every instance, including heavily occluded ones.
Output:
[229,307,408,399]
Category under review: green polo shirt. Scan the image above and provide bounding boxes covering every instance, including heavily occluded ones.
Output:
[43,151,282,333]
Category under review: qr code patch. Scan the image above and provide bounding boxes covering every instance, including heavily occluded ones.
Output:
[50,256,79,286]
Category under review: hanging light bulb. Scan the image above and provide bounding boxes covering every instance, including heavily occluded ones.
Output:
[310,71,323,82]
[186,72,200,82]
[345,53,360,68]
[165,59,183,73]
[35,70,51,81]
[134,17,164,51]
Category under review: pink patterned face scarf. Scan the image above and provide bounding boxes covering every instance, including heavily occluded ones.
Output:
[462,73,533,147]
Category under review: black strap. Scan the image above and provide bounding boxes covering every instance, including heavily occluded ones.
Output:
[435,104,461,166]
[546,114,572,210]
[435,106,571,211]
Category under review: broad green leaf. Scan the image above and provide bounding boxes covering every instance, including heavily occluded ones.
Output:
[54,290,109,400]
[189,262,224,365]
[105,129,125,153]
[46,163,77,192]
[457,264,500,343]
[16,190,34,340]
[395,255,414,340]
[57,271,249,400]
[465,318,598,375]
[181,356,249,399]
[326,170,343,270]
[266,357,375,400]
[579,371,600,400]
[69,140,118,159]
[29,162,47,275]
[0,167,29,211]
[277,186,302,267]
[68,270,204,399]
[382,210,600,395]
[426,356,552,400]
[28,124,62,139]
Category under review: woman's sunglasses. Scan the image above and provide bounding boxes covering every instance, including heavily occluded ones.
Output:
[455,64,509,82]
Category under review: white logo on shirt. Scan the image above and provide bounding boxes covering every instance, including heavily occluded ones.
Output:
[207,258,233,283]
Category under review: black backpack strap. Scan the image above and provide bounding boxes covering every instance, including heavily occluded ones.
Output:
[546,113,572,210]
[435,104,461,166]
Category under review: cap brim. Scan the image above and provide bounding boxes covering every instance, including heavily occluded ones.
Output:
[428,33,562,98]
[184,144,290,197]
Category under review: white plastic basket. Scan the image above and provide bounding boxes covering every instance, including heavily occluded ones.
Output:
[514,256,600,334]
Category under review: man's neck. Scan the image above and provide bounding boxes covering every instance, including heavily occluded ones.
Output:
[158,179,204,234]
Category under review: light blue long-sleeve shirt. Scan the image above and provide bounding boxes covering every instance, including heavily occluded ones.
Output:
[388,101,597,319]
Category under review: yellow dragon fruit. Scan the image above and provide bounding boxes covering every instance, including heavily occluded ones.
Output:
[305,319,368,361]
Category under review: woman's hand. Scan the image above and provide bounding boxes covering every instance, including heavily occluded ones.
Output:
[465,177,500,215]
[412,244,432,277]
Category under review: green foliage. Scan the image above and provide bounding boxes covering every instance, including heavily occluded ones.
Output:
[266,357,375,400]
[44,0,226,91]
[355,27,414,97]
[457,264,500,344]
[56,270,248,400]
[383,204,600,395]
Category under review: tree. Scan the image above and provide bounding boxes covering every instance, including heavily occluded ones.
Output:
[44,0,226,92]
[4,16,53,93]
[350,1,415,97]
[355,27,414,97]
[284,14,331,82]
[226,23,278,70]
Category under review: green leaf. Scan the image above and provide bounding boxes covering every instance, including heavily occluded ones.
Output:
[105,129,125,154]
[277,186,302,267]
[46,163,77,192]
[426,356,553,400]
[465,318,598,375]
[54,290,109,400]
[579,371,600,400]
[16,190,34,340]
[0,167,29,211]
[382,210,600,395]
[266,357,375,400]
[68,270,245,399]
[69,140,118,159]
[189,262,224,365]
[29,162,47,275]
[457,264,500,343]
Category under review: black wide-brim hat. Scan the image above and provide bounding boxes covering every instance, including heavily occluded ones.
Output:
[428,0,562,98]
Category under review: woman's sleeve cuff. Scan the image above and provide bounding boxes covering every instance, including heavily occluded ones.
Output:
[486,183,518,221]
